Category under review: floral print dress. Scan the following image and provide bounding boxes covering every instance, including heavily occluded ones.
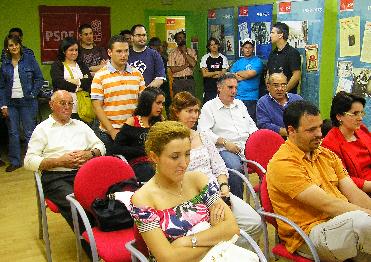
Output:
[130,181,220,261]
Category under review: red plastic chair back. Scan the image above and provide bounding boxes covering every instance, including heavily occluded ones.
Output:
[74,156,135,212]
[244,129,284,178]
[260,175,278,228]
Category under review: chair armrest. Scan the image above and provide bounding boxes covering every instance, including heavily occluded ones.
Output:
[239,229,267,262]
[257,210,320,262]
[66,193,99,261]
[125,240,149,262]
[34,171,45,206]
[227,168,262,211]
[241,159,267,175]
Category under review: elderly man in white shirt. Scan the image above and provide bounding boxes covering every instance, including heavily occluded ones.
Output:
[198,73,258,199]
[24,90,105,230]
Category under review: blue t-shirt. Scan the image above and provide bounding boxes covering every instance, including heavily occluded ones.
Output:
[128,47,166,86]
[230,56,263,101]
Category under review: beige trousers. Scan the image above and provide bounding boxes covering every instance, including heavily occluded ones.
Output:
[298,210,371,262]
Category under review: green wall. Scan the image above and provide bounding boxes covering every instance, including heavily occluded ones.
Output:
[0,0,337,116]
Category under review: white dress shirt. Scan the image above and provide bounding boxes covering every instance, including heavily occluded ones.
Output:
[197,97,258,151]
[24,115,106,171]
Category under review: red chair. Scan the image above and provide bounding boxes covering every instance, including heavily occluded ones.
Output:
[34,171,60,262]
[259,176,319,262]
[243,129,285,193]
[66,156,136,262]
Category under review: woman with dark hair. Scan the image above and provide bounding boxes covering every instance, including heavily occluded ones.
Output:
[0,35,43,172]
[50,37,92,120]
[200,37,229,103]
[169,91,262,245]
[112,87,165,182]
[322,91,371,193]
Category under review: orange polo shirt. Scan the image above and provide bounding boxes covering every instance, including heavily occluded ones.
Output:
[267,139,349,253]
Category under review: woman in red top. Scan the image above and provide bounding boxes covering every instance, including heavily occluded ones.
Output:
[322,91,371,193]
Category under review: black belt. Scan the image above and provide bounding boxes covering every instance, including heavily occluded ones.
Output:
[174,76,194,80]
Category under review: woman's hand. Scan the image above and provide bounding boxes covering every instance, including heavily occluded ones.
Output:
[220,184,230,197]
[1,108,8,118]
[209,201,225,226]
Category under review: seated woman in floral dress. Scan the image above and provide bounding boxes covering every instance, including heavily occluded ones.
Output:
[130,121,240,261]
[169,91,262,246]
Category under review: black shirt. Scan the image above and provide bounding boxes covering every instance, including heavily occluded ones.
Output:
[267,43,301,93]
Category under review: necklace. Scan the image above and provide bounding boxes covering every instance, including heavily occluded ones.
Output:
[155,179,183,197]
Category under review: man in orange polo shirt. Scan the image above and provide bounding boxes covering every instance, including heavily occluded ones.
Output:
[267,100,371,261]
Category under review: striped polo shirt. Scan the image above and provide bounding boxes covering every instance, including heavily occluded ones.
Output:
[91,61,145,130]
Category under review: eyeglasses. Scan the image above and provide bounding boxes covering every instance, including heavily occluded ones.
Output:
[58,101,74,107]
[133,34,146,38]
[271,83,287,89]
[344,111,365,117]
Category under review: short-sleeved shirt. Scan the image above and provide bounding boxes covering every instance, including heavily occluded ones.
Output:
[229,56,264,101]
[167,47,197,78]
[90,62,145,130]
[200,53,229,92]
[80,46,108,69]
[267,139,349,253]
[128,47,166,86]
[130,180,219,242]
[267,44,301,93]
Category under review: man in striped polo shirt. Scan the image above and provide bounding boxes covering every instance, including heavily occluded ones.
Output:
[91,35,145,155]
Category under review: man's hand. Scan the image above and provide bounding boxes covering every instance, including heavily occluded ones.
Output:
[1,108,8,118]
[209,201,225,226]
[57,152,81,168]
[225,141,241,154]
[72,150,93,167]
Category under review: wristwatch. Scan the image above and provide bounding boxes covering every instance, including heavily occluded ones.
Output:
[191,234,197,248]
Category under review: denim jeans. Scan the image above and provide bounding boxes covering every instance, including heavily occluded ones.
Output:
[241,100,257,124]
[7,98,38,166]
[219,150,244,199]
[95,128,114,156]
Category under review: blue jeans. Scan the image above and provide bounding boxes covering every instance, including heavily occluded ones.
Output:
[219,150,244,199]
[7,98,38,166]
[95,128,114,156]
[241,100,257,124]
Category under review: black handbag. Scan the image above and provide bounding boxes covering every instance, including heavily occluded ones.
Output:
[91,178,139,232]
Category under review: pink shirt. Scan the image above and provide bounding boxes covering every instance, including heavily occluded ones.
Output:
[167,47,197,77]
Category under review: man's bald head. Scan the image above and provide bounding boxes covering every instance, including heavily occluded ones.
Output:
[49,90,73,124]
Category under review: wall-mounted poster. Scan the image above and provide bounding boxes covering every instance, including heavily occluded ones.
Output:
[277,0,325,106]
[284,21,308,49]
[340,0,354,12]
[237,4,273,60]
[305,44,319,71]
[208,8,235,61]
[360,21,371,63]
[339,16,361,57]
[39,6,110,64]
[352,68,371,97]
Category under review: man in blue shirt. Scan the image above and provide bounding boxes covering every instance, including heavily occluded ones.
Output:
[230,38,263,122]
[128,24,166,87]
[256,72,302,137]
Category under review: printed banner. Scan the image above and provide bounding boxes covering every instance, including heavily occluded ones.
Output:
[39,6,110,64]
[237,4,273,60]
[207,7,235,61]
[165,17,185,51]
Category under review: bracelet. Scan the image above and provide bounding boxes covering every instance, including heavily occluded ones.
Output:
[222,139,227,147]
[219,182,229,190]
[191,233,197,248]
[91,149,97,158]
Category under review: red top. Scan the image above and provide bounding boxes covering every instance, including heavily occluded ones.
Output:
[322,124,371,189]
